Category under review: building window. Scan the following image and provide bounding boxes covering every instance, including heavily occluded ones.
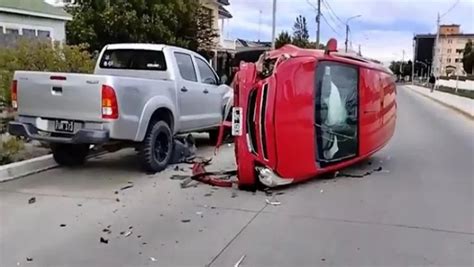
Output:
[37,30,50,38]
[447,39,452,44]
[0,26,3,34]
[5,28,19,35]
[447,49,452,53]
[22,29,36,37]
[456,49,464,54]
[447,58,451,63]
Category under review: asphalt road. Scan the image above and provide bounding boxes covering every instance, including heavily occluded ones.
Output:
[1,86,473,267]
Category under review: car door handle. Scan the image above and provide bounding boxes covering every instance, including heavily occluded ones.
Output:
[180,87,188,92]
[203,89,209,94]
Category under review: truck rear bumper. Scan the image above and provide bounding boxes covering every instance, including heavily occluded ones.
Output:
[8,122,109,144]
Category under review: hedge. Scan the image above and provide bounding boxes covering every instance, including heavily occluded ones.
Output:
[0,40,95,107]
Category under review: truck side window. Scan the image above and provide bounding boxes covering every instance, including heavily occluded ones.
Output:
[195,57,217,85]
[174,53,197,82]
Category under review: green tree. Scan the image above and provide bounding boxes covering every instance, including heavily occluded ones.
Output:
[193,6,220,59]
[292,15,310,48]
[389,61,401,76]
[462,39,474,74]
[403,60,412,78]
[275,31,292,49]
[66,0,200,52]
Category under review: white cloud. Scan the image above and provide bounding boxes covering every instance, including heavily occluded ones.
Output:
[226,0,474,62]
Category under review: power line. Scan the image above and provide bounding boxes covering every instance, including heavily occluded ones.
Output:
[321,1,344,29]
[306,0,318,11]
[322,0,345,26]
[441,0,460,18]
[321,13,344,37]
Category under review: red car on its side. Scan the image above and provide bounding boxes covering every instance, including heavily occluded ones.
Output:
[231,41,396,189]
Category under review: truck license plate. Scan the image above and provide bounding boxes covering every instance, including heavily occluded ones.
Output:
[232,107,243,136]
[54,120,74,133]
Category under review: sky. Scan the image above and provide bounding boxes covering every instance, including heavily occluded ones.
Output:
[224,0,474,64]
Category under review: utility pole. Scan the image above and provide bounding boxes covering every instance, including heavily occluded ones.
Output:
[433,12,441,76]
[345,24,349,52]
[412,34,415,84]
[358,44,361,56]
[316,0,321,47]
[258,10,262,42]
[271,0,277,49]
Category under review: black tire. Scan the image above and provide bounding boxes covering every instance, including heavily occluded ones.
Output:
[139,120,173,173]
[51,144,89,166]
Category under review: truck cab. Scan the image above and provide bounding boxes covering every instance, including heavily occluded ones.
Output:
[232,41,396,188]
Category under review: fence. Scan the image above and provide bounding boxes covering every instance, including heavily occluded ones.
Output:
[436,76,474,91]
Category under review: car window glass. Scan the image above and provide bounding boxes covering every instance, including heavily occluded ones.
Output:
[100,49,167,71]
[174,53,197,82]
[196,57,217,85]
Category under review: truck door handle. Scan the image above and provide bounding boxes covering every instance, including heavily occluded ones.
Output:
[180,87,188,92]
[203,89,209,94]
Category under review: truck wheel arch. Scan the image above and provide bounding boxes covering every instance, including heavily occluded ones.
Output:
[135,97,177,142]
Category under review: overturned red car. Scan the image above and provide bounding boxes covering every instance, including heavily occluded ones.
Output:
[231,40,396,189]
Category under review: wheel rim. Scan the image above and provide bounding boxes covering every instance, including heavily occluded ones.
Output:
[153,132,170,163]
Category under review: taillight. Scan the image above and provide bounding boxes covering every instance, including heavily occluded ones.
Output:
[101,85,119,119]
[11,80,18,110]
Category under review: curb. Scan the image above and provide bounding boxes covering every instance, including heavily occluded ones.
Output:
[0,151,109,183]
[406,86,474,121]
[0,155,57,183]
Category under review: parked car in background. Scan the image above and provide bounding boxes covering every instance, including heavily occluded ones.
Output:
[9,44,232,172]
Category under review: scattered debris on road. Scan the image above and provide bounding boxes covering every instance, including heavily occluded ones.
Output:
[124,231,133,237]
[115,198,120,202]
[265,199,281,206]
[337,166,383,178]
[231,191,238,198]
[77,203,82,207]
[170,135,197,164]
[102,228,112,234]
[234,254,246,267]
[59,224,66,227]
[120,184,134,191]
[150,257,157,262]
[321,258,326,262]
[320,189,324,193]
[99,237,108,244]
[26,257,33,262]
[204,193,213,197]
[28,197,36,204]
[181,219,191,223]
[170,175,189,180]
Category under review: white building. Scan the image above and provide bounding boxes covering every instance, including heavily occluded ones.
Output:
[0,0,72,44]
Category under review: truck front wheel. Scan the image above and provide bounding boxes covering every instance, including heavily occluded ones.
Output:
[51,144,89,166]
[139,121,173,173]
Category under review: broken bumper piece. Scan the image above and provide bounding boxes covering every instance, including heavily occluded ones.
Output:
[256,167,294,188]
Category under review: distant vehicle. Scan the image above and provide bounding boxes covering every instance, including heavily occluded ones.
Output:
[231,40,397,188]
[9,44,232,172]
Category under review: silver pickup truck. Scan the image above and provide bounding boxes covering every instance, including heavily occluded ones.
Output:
[8,43,232,172]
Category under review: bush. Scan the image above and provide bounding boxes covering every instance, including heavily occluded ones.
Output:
[0,135,25,165]
[0,40,95,107]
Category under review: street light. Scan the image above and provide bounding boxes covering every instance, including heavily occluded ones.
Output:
[345,15,361,52]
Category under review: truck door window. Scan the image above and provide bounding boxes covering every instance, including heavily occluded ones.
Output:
[174,52,198,82]
[100,49,167,70]
[315,61,358,166]
[195,57,218,85]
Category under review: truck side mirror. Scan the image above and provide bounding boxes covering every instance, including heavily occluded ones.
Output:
[220,75,228,85]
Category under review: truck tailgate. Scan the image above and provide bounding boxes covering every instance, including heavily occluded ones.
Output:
[16,71,106,122]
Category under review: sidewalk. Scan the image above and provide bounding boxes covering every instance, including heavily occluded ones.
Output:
[405,85,474,119]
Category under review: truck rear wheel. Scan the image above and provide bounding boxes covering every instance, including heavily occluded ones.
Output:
[51,144,89,166]
[139,121,173,173]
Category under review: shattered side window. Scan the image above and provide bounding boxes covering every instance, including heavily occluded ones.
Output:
[315,61,358,166]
